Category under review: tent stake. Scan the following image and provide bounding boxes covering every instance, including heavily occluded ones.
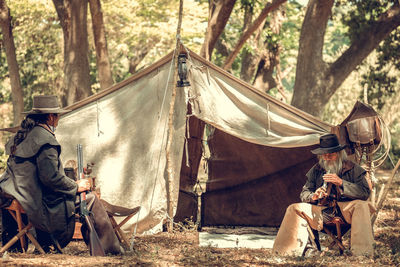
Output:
[165,0,185,232]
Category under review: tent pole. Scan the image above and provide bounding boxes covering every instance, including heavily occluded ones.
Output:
[165,0,184,232]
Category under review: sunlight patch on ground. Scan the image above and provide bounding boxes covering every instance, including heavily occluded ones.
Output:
[199,232,276,249]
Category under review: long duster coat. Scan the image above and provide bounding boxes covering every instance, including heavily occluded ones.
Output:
[0,125,77,247]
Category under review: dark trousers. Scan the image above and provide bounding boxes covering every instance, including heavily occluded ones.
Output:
[80,192,122,254]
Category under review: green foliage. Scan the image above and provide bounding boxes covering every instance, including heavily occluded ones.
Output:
[339,0,400,114]
[0,0,207,111]
[341,0,394,43]
[0,0,63,110]
[102,0,207,82]
[0,147,7,172]
[362,29,400,111]
[0,47,11,103]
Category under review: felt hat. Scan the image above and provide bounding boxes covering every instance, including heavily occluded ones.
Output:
[311,133,346,155]
[22,95,70,114]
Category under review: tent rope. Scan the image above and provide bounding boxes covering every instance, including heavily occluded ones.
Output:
[265,103,270,136]
[96,100,104,137]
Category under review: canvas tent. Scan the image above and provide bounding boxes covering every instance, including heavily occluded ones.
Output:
[50,47,332,233]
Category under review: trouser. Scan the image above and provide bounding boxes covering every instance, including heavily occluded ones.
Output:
[79,192,122,255]
[272,200,375,257]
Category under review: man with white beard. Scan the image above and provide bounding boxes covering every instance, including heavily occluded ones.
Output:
[272,133,375,257]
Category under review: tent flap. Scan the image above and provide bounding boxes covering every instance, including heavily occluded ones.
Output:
[57,57,187,233]
[201,128,318,227]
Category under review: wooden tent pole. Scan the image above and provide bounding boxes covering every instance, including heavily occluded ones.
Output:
[371,159,400,225]
[165,0,184,232]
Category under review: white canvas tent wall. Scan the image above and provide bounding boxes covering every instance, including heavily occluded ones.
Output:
[56,47,331,233]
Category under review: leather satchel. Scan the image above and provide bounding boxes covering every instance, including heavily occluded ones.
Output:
[346,116,381,145]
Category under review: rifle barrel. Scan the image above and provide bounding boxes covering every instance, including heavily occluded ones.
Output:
[77,144,84,180]
[76,144,105,256]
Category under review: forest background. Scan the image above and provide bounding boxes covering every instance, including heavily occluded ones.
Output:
[0,0,400,169]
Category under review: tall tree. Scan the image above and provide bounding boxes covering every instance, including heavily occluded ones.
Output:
[291,0,400,117]
[53,0,91,106]
[200,0,236,60]
[89,0,113,90]
[0,0,23,125]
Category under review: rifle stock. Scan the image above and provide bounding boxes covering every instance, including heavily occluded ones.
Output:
[77,144,105,256]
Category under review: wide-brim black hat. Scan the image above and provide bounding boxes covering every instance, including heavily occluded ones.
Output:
[22,95,70,114]
[311,133,346,155]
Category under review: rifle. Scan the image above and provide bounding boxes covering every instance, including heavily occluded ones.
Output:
[77,144,105,256]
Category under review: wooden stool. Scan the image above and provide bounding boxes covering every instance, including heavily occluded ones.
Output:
[0,199,45,254]
[100,199,140,249]
[301,211,351,256]
[321,216,351,255]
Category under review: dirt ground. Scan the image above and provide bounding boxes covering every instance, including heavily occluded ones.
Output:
[1,170,400,267]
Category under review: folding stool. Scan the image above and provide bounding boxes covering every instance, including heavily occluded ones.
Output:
[100,199,140,250]
[0,199,45,254]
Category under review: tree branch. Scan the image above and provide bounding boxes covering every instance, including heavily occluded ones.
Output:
[327,2,400,96]
[222,0,287,71]
[200,0,236,60]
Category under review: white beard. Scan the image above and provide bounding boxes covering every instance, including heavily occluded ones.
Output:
[319,157,342,175]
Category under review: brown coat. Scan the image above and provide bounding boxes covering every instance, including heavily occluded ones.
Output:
[300,160,370,204]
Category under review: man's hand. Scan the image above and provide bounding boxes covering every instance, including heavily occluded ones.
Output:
[312,187,327,201]
[323,173,343,186]
[77,179,91,193]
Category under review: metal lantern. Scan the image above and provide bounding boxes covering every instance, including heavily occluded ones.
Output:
[177,53,190,87]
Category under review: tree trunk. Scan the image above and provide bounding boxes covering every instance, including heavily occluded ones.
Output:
[89,0,113,90]
[223,0,287,71]
[252,6,285,96]
[239,3,262,83]
[252,50,278,92]
[0,0,24,125]
[200,0,236,60]
[53,0,91,107]
[291,0,400,117]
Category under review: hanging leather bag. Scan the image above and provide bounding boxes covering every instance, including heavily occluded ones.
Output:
[346,116,382,145]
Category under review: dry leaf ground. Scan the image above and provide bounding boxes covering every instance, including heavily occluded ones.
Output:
[1,170,399,266]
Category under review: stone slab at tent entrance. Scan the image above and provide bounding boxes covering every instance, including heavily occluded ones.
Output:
[55,47,331,235]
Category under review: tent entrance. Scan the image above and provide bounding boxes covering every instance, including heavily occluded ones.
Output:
[202,128,318,227]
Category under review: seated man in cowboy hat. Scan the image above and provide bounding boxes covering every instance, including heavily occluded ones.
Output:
[0,95,122,254]
[272,133,375,257]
